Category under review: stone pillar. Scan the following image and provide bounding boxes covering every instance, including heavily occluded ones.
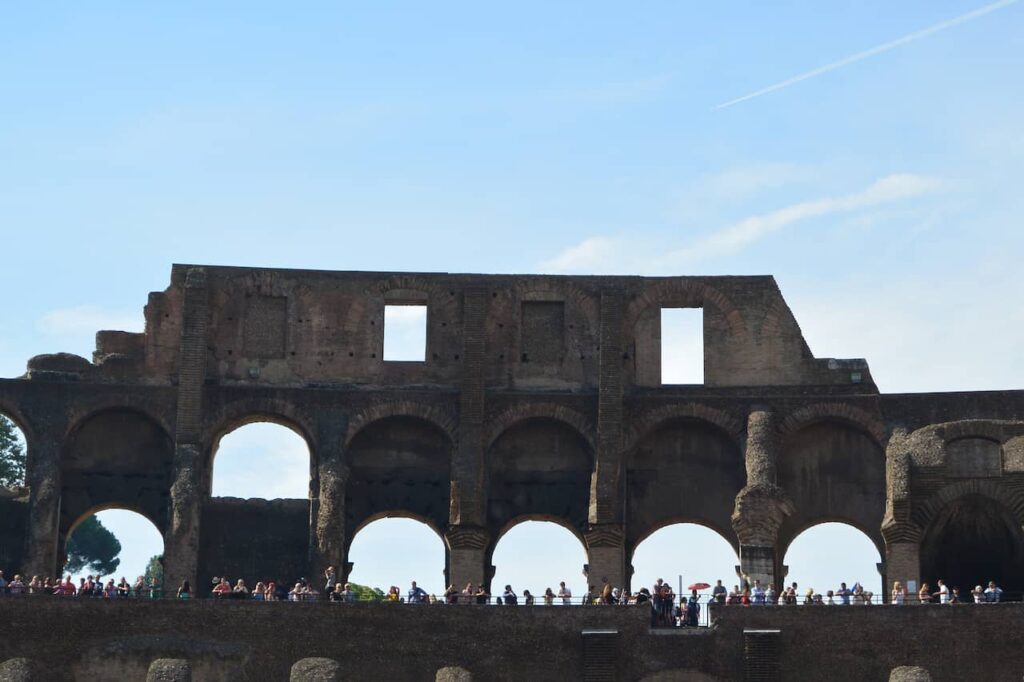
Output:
[585,524,626,593]
[21,428,63,581]
[310,409,348,584]
[445,526,489,593]
[881,430,922,602]
[590,291,624,527]
[147,659,191,682]
[451,288,487,527]
[164,267,209,593]
[731,407,793,588]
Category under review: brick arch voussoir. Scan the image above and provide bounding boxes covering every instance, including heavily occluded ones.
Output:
[485,403,596,451]
[626,403,745,451]
[64,402,174,447]
[623,280,748,342]
[345,401,458,448]
[205,398,317,454]
[0,397,37,454]
[914,479,1024,534]
[780,403,888,447]
[933,419,1022,444]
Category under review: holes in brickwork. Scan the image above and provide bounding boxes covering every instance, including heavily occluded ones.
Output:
[661,308,703,384]
[384,305,427,362]
[212,422,311,499]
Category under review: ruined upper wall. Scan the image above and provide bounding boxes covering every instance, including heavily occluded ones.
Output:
[31,265,874,391]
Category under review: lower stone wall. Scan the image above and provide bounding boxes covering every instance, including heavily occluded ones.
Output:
[197,498,310,594]
[1,599,1024,681]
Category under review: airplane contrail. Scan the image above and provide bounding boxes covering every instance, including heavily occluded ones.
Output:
[715,0,1020,109]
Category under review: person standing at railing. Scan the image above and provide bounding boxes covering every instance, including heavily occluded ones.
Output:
[444,584,458,604]
[557,581,571,605]
[8,575,24,595]
[501,584,518,605]
[408,581,428,604]
[892,581,907,605]
[543,587,555,605]
[936,579,949,604]
[751,580,766,605]
[984,581,1003,602]
[918,582,931,604]
[474,584,489,604]
[836,582,851,605]
[712,580,726,605]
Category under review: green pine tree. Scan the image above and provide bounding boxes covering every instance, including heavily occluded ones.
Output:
[65,516,122,577]
[0,414,26,487]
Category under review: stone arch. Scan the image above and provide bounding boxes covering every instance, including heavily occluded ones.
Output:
[779,403,887,447]
[623,280,748,342]
[493,513,589,548]
[65,402,174,446]
[345,414,454,541]
[485,403,596,450]
[917,485,1024,597]
[625,417,745,556]
[913,479,1024,532]
[350,510,448,547]
[60,408,175,541]
[630,517,739,555]
[778,517,885,565]
[345,401,457,449]
[206,398,316,455]
[0,399,35,459]
[625,404,744,451]
[488,515,590,597]
[777,418,887,557]
[486,417,595,539]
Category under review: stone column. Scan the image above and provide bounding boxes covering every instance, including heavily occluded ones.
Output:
[731,407,793,587]
[22,424,65,580]
[451,287,488,528]
[310,409,348,584]
[881,431,921,601]
[585,524,626,593]
[445,526,489,593]
[163,267,209,593]
[589,290,625,527]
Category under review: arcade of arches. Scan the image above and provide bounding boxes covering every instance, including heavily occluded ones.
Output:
[1,267,1023,601]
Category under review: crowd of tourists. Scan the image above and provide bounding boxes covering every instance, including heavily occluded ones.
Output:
[1,566,1009,618]
[0,570,162,598]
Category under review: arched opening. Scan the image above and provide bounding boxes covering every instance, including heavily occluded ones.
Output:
[0,411,27,487]
[778,421,886,555]
[631,523,739,600]
[63,508,164,593]
[345,416,452,538]
[0,411,29,573]
[211,420,311,499]
[490,520,588,604]
[783,522,883,598]
[626,419,744,553]
[61,409,173,545]
[487,418,593,538]
[347,516,447,598]
[921,494,1024,599]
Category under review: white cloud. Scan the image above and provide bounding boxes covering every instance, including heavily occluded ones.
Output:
[37,305,143,336]
[539,237,623,274]
[541,173,943,274]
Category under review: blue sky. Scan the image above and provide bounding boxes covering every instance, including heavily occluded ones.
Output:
[2,1,1022,594]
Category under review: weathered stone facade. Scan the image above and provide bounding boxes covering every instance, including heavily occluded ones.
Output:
[1,265,1023,598]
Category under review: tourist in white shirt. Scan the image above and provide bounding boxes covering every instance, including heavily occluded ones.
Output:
[937,579,949,604]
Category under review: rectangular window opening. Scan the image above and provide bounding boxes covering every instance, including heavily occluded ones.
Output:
[661,307,703,384]
[384,304,427,362]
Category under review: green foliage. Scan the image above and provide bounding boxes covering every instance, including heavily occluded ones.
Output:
[65,516,121,577]
[0,414,26,487]
[144,554,164,588]
[350,582,384,602]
